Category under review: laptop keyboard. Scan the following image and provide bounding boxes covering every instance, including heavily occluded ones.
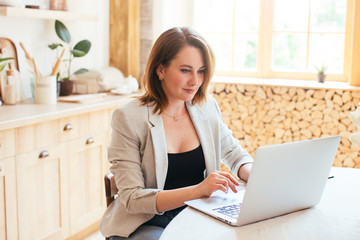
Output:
[212,203,242,219]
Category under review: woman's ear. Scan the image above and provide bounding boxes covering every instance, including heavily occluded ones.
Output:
[156,64,164,79]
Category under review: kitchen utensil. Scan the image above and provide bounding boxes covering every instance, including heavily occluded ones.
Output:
[51,49,65,76]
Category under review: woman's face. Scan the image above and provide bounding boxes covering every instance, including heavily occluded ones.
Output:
[157,46,205,103]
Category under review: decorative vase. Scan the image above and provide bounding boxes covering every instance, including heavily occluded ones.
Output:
[317,73,326,83]
[60,80,73,96]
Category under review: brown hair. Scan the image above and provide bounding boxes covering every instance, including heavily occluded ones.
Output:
[139,27,215,114]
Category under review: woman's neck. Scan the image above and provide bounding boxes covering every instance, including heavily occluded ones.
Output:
[165,101,186,115]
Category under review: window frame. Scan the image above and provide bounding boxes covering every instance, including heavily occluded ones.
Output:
[207,0,359,85]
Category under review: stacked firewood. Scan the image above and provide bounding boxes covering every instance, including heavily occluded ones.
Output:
[211,83,360,169]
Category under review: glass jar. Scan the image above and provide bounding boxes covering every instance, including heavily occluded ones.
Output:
[49,0,67,11]
[3,69,16,105]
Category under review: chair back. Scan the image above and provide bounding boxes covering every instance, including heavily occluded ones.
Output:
[104,172,118,240]
[104,172,118,207]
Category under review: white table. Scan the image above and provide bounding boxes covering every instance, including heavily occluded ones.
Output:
[160,167,360,240]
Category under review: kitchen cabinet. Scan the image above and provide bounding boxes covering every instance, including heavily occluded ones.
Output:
[15,119,70,239]
[0,129,17,240]
[0,157,17,240]
[63,110,108,235]
[16,143,69,240]
[0,94,135,239]
[68,133,107,234]
[15,110,109,239]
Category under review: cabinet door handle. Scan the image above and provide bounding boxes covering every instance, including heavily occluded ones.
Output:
[39,150,50,159]
[63,123,73,131]
[86,137,95,145]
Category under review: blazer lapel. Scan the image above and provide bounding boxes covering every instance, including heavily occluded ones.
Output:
[148,101,217,189]
[147,104,168,189]
[186,102,216,176]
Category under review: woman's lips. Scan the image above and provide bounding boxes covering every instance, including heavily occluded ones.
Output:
[184,89,195,94]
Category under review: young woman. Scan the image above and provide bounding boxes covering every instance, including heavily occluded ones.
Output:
[100,27,253,239]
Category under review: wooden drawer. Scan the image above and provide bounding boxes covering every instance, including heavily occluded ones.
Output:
[0,129,15,159]
[88,110,108,134]
[16,119,60,154]
[59,114,86,142]
[59,110,108,142]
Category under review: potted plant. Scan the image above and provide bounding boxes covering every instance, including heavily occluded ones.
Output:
[315,64,327,83]
[48,20,91,96]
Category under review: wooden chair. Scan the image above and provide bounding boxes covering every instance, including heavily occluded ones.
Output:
[104,172,118,207]
[104,172,118,240]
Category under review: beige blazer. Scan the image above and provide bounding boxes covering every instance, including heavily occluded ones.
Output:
[99,95,253,237]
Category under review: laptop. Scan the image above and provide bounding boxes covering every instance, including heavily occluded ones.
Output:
[185,135,341,226]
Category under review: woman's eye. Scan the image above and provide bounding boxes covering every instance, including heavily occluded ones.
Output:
[181,69,190,73]
[198,69,206,74]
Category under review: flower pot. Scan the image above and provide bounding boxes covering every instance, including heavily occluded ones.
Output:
[317,73,326,83]
[59,80,74,96]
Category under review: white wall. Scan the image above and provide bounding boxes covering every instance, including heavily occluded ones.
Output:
[152,0,193,40]
[0,0,109,97]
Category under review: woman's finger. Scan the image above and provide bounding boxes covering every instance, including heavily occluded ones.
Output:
[215,176,237,193]
[217,171,239,186]
[216,183,228,193]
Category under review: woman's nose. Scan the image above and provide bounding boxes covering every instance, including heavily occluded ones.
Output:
[189,73,198,86]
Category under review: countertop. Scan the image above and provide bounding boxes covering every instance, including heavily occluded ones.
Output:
[0,93,137,131]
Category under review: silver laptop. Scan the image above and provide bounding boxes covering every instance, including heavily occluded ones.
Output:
[185,136,341,226]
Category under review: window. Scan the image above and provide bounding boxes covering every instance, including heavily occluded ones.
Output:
[193,0,260,74]
[191,0,354,82]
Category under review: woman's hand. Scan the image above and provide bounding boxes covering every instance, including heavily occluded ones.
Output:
[195,171,240,198]
[156,171,240,212]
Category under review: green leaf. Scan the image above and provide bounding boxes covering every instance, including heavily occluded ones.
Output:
[74,68,89,74]
[0,57,13,72]
[71,49,86,57]
[0,63,7,72]
[55,20,71,43]
[72,40,91,57]
[48,43,63,50]
[0,57,14,62]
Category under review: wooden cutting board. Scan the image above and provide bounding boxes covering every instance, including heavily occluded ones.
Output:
[0,38,20,102]
[57,93,107,103]
[0,38,19,71]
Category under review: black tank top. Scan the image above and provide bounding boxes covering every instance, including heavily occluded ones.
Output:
[164,145,206,190]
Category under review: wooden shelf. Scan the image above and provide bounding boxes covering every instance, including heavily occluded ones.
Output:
[0,6,98,21]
